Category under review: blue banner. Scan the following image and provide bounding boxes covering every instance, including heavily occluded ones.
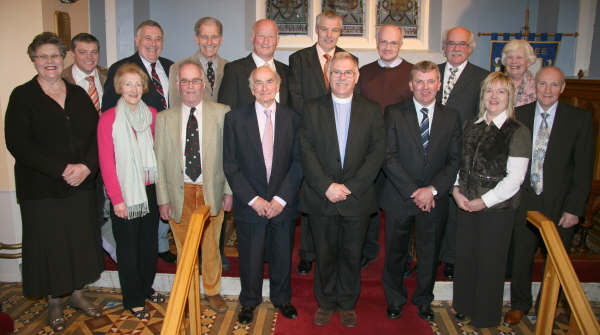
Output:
[489,35,561,72]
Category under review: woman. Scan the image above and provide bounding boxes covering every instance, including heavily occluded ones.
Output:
[501,39,537,106]
[451,72,531,328]
[5,32,104,331]
[97,63,163,320]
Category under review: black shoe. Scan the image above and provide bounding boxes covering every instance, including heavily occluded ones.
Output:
[238,306,255,324]
[455,312,467,321]
[404,264,413,278]
[221,255,230,271]
[360,257,376,269]
[443,263,455,280]
[386,305,402,319]
[417,305,434,321]
[274,303,298,319]
[297,259,312,275]
[158,251,176,264]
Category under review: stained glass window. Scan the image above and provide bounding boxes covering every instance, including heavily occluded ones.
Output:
[322,0,365,37]
[267,0,309,35]
[376,0,419,38]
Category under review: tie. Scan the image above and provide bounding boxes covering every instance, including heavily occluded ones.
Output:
[206,61,215,90]
[531,112,550,194]
[442,67,459,105]
[323,54,331,90]
[150,62,167,110]
[185,107,201,181]
[262,109,274,182]
[420,107,429,150]
[86,75,100,114]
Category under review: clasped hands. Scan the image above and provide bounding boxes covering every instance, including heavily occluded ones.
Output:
[411,187,435,212]
[452,187,486,212]
[251,197,284,219]
[325,183,351,203]
[62,163,90,187]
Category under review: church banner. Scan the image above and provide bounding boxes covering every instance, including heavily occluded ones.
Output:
[489,33,562,72]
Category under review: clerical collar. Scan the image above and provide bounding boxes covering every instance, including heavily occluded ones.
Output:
[332,94,353,104]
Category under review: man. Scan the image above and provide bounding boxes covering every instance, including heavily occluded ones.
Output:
[154,60,232,313]
[505,66,594,325]
[381,61,461,322]
[288,10,354,275]
[218,19,289,109]
[358,24,413,269]
[61,32,114,262]
[223,66,302,324]
[437,26,489,280]
[300,52,385,328]
[169,17,227,104]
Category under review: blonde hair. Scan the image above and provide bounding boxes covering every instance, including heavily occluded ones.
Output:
[478,72,515,118]
[501,39,536,66]
[114,63,149,95]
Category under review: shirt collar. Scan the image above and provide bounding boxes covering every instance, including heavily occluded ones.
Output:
[413,98,435,112]
[183,101,203,115]
[447,60,468,73]
[332,94,353,104]
[475,110,508,128]
[252,52,275,68]
[316,43,336,61]
[255,101,276,113]
[72,64,98,82]
[378,57,403,68]
[535,101,559,117]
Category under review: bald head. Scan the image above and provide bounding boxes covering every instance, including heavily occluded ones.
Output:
[251,19,279,61]
[377,25,404,65]
[443,26,475,67]
[535,66,566,111]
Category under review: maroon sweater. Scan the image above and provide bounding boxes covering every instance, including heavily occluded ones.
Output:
[359,59,413,112]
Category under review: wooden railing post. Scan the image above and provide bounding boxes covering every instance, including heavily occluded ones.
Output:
[160,206,210,335]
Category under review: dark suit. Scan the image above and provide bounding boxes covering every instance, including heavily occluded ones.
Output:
[510,101,594,313]
[223,103,302,307]
[299,94,385,310]
[437,61,489,267]
[381,99,461,308]
[218,54,289,109]
[101,52,174,112]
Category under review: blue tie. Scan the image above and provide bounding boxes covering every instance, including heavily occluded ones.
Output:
[420,107,429,149]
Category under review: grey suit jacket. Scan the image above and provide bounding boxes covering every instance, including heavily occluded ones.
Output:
[155,100,232,220]
[168,52,227,104]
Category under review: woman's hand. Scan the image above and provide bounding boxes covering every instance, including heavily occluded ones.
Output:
[62,164,91,186]
[114,202,128,219]
[452,187,471,211]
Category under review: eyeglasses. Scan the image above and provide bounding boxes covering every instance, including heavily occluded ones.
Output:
[330,70,355,78]
[446,41,469,48]
[179,79,203,86]
[33,54,62,61]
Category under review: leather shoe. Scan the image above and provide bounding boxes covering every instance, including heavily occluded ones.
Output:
[504,309,524,325]
[297,259,312,275]
[417,304,434,321]
[221,255,230,271]
[339,309,357,328]
[238,306,255,324]
[313,308,335,326]
[158,251,177,264]
[443,263,455,280]
[386,305,402,319]
[455,312,467,321]
[207,294,227,313]
[274,303,297,319]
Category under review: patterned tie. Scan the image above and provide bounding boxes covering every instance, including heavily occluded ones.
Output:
[442,67,459,105]
[185,107,201,181]
[86,75,101,114]
[531,112,550,195]
[150,62,167,110]
[420,107,429,150]
[323,54,331,90]
[206,61,215,90]
[262,109,274,182]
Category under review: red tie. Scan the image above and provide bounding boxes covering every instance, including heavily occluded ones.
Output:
[151,62,167,110]
[86,76,100,114]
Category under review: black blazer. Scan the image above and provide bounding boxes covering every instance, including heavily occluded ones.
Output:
[516,101,594,221]
[380,99,462,212]
[5,77,99,201]
[288,44,351,113]
[218,54,289,109]
[223,103,302,223]
[436,62,489,127]
[299,94,385,217]
[101,52,174,112]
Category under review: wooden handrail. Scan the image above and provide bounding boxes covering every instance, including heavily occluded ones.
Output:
[526,211,600,335]
[0,242,22,259]
[160,206,210,335]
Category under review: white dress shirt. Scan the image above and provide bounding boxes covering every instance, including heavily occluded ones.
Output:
[140,56,169,107]
[532,101,558,143]
[413,98,435,133]
[72,65,103,102]
[181,103,203,184]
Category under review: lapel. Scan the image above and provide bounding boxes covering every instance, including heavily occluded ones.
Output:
[343,97,361,171]
[271,103,286,177]
[168,105,184,173]
[97,66,108,86]
[308,44,327,93]
[62,65,76,85]
[429,102,445,150]
[201,100,213,174]
[322,95,342,168]
[544,102,567,165]
[449,62,471,98]
[245,104,267,178]
[404,100,426,154]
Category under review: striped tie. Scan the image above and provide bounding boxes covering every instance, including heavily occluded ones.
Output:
[442,67,458,105]
[420,107,429,150]
[151,62,167,110]
[86,75,100,114]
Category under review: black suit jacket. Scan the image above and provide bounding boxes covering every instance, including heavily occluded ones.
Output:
[288,44,352,113]
[516,101,594,221]
[101,52,174,112]
[223,103,302,223]
[436,62,489,127]
[218,54,289,109]
[380,99,462,212]
[299,94,385,217]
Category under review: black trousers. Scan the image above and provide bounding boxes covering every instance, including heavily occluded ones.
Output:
[439,199,458,264]
[383,199,446,309]
[362,210,382,261]
[236,218,295,307]
[299,214,315,261]
[454,208,514,328]
[111,184,159,309]
[509,193,576,313]
[310,215,369,310]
